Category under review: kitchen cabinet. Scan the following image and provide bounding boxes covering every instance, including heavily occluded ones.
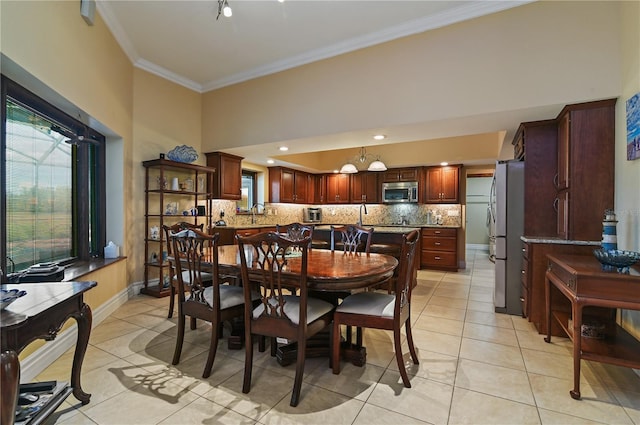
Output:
[515,120,558,237]
[424,165,460,203]
[205,151,243,200]
[554,99,615,240]
[215,226,276,245]
[350,171,379,203]
[142,158,214,297]
[268,167,309,203]
[325,173,350,204]
[420,227,458,271]
[382,167,419,183]
[520,239,597,335]
[544,254,639,400]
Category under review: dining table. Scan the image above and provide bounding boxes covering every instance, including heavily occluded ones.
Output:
[209,245,399,366]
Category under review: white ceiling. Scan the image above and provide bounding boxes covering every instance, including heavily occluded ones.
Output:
[98,0,538,170]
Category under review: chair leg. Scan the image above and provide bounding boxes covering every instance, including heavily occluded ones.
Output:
[332,319,341,375]
[270,337,277,357]
[290,335,306,407]
[172,312,186,365]
[356,327,363,348]
[202,319,220,378]
[242,332,253,394]
[190,317,197,330]
[167,284,175,318]
[405,319,419,365]
[394,328,411,388]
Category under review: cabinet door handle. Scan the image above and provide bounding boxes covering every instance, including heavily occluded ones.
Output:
[521,270,525,274]
[553,198,559,212]
[519,297,525,302]
[435,242,441,246]
[434,256,441,260]
[553,173,558,189]
[434,231,441,234]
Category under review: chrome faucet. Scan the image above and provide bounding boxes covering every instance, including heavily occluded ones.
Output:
[251,203,265,224]
[358,203,368,226]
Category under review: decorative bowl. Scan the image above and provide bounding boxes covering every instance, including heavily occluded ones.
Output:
[593,249,640,273]
[1,289,27,310]
[166,145,198,163]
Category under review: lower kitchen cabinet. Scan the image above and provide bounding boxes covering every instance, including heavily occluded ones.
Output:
[521,239,599,335]
[421,227,458,271]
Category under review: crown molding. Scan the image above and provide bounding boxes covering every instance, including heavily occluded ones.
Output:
[98,0,534,94]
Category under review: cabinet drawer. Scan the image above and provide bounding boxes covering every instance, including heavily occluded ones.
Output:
[422,228,457,237]
[421,237,456,251]
[421,250,457,267]
[521,258,528,287]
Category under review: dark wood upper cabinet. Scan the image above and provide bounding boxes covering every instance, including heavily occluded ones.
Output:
[325,173,350,204]
[350,171,380,203]
[205,151,243,200]
[424,165,460,203]
[382,167,419,183]
[516,120,558,237]
[268,167,309,203]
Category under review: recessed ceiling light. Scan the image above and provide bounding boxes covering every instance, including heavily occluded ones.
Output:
[373,134,386,140]
[440,162,449,166]
[279,146,289,151]
[267,159,274,164]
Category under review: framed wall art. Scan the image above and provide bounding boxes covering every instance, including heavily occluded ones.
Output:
[626,92,640,161]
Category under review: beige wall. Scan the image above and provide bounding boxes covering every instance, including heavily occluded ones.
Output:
[201,1,621,154]
[1,0,134,306]
[617,1,640,339]
[131,69,203,282]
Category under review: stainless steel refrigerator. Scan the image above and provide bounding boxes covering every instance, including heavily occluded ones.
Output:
[492,160,524,315]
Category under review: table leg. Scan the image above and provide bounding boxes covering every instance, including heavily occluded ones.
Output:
[70,303,92,404]
[1,350,19,425]
[570,302,582,400]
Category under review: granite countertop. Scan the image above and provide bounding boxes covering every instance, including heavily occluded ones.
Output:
[520,236,601,245]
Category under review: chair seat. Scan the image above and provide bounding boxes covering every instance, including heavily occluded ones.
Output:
[336,292,395,317]
[202,285,259,310]
[175,270,213,284]
[253,295,334,325]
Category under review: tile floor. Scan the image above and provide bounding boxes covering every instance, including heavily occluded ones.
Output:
[37,249,640,424]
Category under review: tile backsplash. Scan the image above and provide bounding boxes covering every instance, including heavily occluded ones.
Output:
[206,200,462,227]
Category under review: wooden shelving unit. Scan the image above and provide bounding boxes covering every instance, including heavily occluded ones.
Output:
[142,158,215,297]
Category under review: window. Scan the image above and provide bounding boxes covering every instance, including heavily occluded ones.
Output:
[237,170,257,213]
[1,76,106,277]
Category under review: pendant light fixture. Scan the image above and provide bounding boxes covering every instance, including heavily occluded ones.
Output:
[339,147,387,174]
[217,0,232,19]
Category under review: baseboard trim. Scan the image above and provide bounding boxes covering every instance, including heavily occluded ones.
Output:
[19,284,136,382]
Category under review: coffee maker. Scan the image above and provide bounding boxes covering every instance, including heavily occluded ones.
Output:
[304,207,322,223]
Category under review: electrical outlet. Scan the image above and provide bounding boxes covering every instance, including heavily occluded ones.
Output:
[447,210,459,216]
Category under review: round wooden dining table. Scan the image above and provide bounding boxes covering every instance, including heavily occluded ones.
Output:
[216,244,398,291]
[212,245,398,366]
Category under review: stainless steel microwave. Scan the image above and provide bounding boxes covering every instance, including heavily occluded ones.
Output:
[382,181,419,203]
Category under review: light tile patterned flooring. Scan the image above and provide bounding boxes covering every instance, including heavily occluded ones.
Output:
[37,249,640,424]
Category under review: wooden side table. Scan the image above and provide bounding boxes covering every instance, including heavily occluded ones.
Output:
[1,281,97,425]
[544,254,640,399]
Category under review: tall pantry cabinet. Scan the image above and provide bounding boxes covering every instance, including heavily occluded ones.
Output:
[555,99,616,241]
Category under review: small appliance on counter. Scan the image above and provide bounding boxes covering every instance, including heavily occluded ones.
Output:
[304,207,322,223]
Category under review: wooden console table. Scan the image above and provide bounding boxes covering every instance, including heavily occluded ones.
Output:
[1,281,97,425]
[544,254,640,399]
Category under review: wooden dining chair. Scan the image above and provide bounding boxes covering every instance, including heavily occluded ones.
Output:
[329,224,374,346]
[162,221,211,321]
[331,230,420,388]
[170,228,248,378]
[276,222,314,240]
[236,231,335,407]
[330,224,373,254]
